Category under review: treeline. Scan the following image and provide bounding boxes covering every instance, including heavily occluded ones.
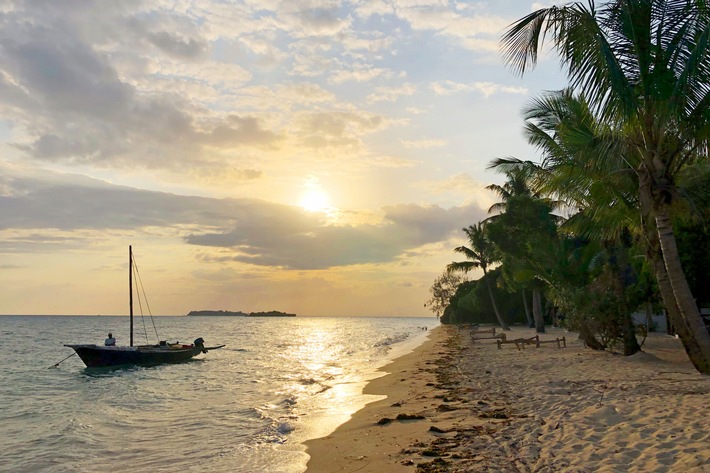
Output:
[426,1,710,374]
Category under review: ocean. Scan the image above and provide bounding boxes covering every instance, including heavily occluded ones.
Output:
[0,315,438,472]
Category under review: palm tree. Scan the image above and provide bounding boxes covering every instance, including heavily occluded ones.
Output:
[447,223,511,330]
[521,90,671,355]
[485,166,536,218]
[485,164,561,333]
[502,0,710,373]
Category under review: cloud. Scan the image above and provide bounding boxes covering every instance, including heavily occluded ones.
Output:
[327,64,395,84]
[276,2,353,38]
[400,139,446,149]
[419,173,499,211]
[367,83,417,103]
[186,200,485,269]
[294,110,388,150]
[0,166,486,269]
[377,0,508,53]
[0,0,529,189]
[147,31,208,60]
[0,172,218,231]
[202,115,282,147]
[0,1,283,173]
[430,80,528,97]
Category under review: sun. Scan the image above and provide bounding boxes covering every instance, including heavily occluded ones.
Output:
[299,188,331,212]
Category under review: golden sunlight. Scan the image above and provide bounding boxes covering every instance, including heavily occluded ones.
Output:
[299,188,331,212]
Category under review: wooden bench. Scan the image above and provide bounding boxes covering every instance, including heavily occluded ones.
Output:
[471,327,506,343]
[496,334,566,350]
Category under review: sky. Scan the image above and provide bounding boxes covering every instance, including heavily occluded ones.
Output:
[0,0,567,317]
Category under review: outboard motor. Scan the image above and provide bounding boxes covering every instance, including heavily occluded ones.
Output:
[194,337,207,353]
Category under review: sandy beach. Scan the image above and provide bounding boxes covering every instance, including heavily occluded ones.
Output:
[305,325,710,473]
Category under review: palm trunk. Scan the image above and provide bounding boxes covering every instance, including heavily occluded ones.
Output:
[522,288,534,327]
[484,270,510,330]
[652,251,686,334]
[638,178,710,372]
[645,302,653,333]
[620,313,641,356]
[610,243,640,356]
[655,208,710,373]
[532,287,545,333]
[647,235,710,368]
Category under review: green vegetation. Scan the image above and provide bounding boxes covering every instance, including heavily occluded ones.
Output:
[426,1,710,373]
[188,310,296,317]
[447,223,510,330]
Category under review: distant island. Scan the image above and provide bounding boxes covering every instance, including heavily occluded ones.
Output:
[187,310,296,317]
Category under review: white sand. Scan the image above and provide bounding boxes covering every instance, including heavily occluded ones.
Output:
[305,325,710,472]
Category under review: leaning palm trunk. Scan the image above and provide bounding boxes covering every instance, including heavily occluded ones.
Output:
[532,287,545,333]
[484,274,510,330]
[655,208,710,373]
[640,184,710,373]
[647,248,682,336]
[651,253,707,358]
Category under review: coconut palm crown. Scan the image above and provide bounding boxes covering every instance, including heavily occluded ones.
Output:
[501,0,710,372]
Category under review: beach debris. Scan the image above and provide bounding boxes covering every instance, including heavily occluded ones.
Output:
[421,447,447,457]
[377,413,425,425]
[436,404,459,412]
[415,457,450,472]
[397,413,426,421]
[479,408,510,419]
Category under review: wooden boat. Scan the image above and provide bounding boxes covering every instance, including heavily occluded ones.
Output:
[65,246,224,368]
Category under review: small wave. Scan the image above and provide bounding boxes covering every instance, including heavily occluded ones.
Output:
[252,416,298,445]
[66,418,94,432]
[280,396,297,406]
[373,332,410,348]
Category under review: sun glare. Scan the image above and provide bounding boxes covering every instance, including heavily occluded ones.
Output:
[299,188,331,212]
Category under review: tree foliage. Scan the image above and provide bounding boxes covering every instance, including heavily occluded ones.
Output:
[501,0,710,373]
[425,270,467,318]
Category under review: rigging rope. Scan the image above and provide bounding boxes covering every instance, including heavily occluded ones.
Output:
[131,251,161,344]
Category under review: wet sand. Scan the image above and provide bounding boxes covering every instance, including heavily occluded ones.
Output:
[305,325,710,472]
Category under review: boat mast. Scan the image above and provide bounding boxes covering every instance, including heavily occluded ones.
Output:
[129,245,134,347]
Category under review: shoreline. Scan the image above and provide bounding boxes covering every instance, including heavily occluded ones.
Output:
[305,325,710,472]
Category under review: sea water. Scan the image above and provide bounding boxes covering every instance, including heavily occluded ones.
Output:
[0,315,438,472]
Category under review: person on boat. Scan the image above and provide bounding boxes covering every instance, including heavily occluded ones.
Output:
[105,333,116,346]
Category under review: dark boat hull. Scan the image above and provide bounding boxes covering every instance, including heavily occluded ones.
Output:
[64,344,206,368]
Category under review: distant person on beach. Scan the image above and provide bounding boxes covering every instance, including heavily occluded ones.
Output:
[105,333,116,346]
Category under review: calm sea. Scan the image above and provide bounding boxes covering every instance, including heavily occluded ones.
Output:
[0,315,438,473]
